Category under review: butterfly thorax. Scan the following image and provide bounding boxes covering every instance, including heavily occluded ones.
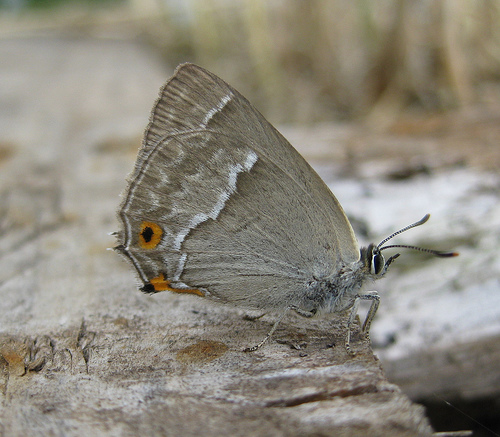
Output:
[303,245,379,315]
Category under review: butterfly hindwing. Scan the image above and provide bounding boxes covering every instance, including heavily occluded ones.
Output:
[117,63,360,310]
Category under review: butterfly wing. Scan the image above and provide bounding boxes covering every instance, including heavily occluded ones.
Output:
[116,63,359,311]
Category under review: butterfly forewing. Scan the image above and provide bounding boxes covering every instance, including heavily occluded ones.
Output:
[117,63,360,308]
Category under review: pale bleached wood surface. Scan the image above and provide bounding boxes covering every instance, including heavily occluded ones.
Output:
[1,31,499,436]
[0,35,435,437]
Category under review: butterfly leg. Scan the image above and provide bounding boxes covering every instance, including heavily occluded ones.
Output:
[243,312,266,321]
[360,291,380,334]
[291,306,317,318]
[345,291,380,355]
[243,306,294,352]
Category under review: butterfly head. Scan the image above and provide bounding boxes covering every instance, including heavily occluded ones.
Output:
[363,214,458,279]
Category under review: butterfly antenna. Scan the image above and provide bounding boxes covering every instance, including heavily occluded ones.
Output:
[377,214,430,248]
[377,214,459,258]
[380,244,458,257]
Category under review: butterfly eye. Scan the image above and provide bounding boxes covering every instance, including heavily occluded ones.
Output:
[371,248,385,275]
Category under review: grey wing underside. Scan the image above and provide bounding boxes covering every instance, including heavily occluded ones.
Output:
[117,63,359,310]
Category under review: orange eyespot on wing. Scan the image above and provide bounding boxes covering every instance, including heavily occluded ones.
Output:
[143,274,205,297]
[139,221,163,249]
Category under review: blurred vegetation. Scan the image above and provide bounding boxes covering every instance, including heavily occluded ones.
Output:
[0,0,123,10]
[2,0,500,124]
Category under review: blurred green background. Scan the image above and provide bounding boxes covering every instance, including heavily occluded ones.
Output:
[2,0,500,125]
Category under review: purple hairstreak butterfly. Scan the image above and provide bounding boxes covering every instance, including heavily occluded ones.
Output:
[115,63,457,352]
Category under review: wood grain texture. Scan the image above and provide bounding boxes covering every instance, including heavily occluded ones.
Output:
[1,32,498,436]
[0,36,434,437]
